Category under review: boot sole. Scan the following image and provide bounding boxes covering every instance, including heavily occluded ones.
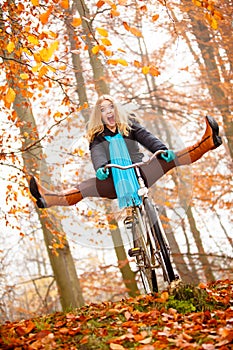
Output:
[29,176,47,208]
[206,116,222,148]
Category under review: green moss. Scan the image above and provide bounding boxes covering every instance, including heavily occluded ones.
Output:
[167,282,215,314]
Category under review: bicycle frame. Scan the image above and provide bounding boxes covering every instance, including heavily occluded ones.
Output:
[105,150,177,293]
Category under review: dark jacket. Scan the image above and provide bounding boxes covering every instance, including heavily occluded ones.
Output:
[89,119,168,171]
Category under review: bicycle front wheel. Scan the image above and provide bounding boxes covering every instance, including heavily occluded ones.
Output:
[144,198,176,284]
[132,207,158,294]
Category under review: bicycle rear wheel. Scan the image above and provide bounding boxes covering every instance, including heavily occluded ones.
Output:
[144,198,176,284]
[131,208,158,294]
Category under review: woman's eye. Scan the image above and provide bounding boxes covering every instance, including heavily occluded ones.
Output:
[100,105,113,113]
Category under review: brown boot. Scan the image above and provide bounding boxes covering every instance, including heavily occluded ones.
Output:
[29,176,82,208]
[176,116,222,165]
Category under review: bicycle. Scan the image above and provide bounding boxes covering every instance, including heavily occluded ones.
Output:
[105,150,179,294]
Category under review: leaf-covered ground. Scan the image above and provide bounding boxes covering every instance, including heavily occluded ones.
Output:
[0,279,232,350]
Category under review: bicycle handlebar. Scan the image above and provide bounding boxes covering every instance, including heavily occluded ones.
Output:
[104,149,167,171]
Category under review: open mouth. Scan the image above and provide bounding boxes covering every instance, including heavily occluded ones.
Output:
[107,116,115,124]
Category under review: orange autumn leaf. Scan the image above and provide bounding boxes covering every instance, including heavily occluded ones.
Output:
[134,60,141,68]
[5,87,16,104]
[96,0,105,7]
[40,6,53,25]
[205,13,218,30]
[149,65,160,76]
[117,48,126,53]
[6,41,15,53]
[104,50,113,57]
[107,59,118,65]
[123,21,130,31]
[31,0,39,5]
[96,27,108,37]
[38,65,49,77]
[60,0,69,9]
[213,10,224,21]
[129,26,142,37]
[72,17,82,26]
[92,45,100,54]
[100,38,112,46]
[140,5,147,11]
[111,9,120,16]
[152,14,159,22]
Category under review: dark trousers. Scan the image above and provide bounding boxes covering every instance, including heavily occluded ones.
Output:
[79,157,179,200]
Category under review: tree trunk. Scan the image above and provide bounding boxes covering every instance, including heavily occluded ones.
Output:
[186,206,215,282]
[0,3,85,309]
[74,0,110,96]
[14,91,85,309]
[184,0,233,159]
[69,0,139,296]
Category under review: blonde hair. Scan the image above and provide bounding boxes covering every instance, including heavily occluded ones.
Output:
[87,95,131,142]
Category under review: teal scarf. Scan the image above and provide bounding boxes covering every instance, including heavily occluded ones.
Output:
[105,133,142,209]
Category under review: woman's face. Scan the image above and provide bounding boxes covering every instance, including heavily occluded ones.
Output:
[99,99,116,131]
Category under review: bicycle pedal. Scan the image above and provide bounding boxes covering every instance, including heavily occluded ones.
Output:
[128,247,142,257]
[124,216,133,229]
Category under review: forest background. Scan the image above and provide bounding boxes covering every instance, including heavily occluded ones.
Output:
[0,0,232,323]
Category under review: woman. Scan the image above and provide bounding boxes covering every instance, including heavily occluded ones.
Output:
[29,95,222,208]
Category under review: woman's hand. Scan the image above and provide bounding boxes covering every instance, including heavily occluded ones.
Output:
[161,150,176,162]
[96,167,109,180]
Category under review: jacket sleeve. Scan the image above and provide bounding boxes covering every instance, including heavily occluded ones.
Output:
[89,137,109,171]
[131,120,168,153]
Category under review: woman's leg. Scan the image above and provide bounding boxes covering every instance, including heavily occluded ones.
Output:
[143,116,222,188]
[29,176,117,208]
[175,116,222,165]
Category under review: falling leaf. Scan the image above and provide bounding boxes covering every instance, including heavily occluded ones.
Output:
[31,0,39,5]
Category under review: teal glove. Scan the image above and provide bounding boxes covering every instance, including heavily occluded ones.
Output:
[161,150,176,163]
[96,167,109,180]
